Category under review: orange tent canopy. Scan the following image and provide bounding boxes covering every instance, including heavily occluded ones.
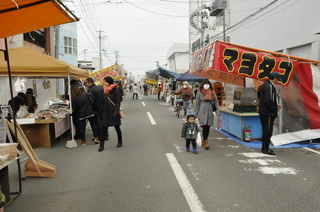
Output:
[0,0,78,39]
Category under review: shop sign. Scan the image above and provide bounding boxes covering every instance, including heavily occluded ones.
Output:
[145,79,157,85]
[190,41,299,86]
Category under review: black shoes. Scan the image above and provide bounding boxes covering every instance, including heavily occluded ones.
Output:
[117,141,122,148]
[98,142,104,152]
[261,149,275,155]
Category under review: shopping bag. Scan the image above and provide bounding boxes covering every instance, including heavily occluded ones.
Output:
[196,132,202,147]
[119,108,124,119]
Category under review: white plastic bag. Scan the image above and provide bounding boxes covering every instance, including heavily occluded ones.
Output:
[196,132,202,147]
[166,96,171,103]
[16,105,29,118]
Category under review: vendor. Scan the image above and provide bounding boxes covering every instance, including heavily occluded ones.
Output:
[8,92,27,114]
[25,88,38,113]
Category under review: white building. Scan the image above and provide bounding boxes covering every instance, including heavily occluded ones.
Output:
[166,43,190,74]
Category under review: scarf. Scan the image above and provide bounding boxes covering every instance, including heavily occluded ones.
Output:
[201,88,215,101]
[104,84,117,94]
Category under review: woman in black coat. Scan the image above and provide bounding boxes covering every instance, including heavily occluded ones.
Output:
[98,76,122,152]
[71,84,99,146]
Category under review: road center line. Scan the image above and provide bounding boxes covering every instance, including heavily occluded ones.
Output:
[142,102,146,106]
[147,112,156,125]
[303,147,320,155]
[165,153,206,212]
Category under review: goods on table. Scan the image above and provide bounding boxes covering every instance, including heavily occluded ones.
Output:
[0,143,19,164]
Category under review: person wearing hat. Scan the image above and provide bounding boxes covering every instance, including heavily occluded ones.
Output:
[258,72,283,155]
[25,88,38,113]
[176,81,193,116]
[98,76,123,151]
[181,110,200,154]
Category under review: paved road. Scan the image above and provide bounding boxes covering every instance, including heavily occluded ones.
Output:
[6,94,320,212]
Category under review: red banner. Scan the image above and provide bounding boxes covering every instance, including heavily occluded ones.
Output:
[190,41,300,86]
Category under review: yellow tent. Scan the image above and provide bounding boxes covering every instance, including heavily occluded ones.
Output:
[0,46,88,78]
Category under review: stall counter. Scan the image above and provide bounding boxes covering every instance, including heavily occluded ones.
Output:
[18,115,70,148]
[220,108,262,141]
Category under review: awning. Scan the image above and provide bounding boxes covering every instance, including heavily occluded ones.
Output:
[0,47,88,78]
[176,71,207,82]
[155,67,180,79]
[0,0,79,39]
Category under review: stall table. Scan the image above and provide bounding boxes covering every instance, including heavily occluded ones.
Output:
[17,115,70,148]
[220,108,262,141]
[0,157,21,208]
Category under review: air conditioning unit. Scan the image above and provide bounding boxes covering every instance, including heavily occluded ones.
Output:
[210,0,227,16]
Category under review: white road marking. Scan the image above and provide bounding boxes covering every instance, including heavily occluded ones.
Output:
[142,102,146,106]
[174,144,184,153]
[257,167,297,175]
[186,164,202,181]
[147,112,157,125]
[239,159,285,166]
[303,147,320,155]
[166,153,206,212]
[238,152,275,158]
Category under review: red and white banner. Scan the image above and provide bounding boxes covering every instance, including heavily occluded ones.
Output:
[298,63,320,129]
[190,41,299,86]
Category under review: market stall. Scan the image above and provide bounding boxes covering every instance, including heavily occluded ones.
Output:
[190,40,320,144]
[0,0,79,208]
[0,47,89,148]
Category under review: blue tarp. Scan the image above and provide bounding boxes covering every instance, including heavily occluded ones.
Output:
[155,67,180,79]
[176,71,207,82]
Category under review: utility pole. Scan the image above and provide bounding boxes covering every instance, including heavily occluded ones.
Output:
[97,30,104,70]
[114,51,119,65]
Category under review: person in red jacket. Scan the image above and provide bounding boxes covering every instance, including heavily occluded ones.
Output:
[176,81,193,116]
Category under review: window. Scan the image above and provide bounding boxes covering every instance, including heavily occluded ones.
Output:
[64,36,77,55]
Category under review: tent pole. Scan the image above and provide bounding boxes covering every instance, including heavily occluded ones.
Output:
[66,74,77,148]
[4,38,23,197]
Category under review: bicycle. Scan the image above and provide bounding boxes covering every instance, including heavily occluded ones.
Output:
[174,96,184,118]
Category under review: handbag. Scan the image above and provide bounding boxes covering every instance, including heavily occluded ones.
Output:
[210,100,217,112]
[107,96,124,119]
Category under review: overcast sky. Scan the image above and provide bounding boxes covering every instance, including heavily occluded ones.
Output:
[68,0,190,78]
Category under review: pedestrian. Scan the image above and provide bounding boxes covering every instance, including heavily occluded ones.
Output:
[71,84,99,146]
[129,84,132,93]
[194,79,220,150]
[157,84,161,99]
[25,88,38,113]
[115,80,124,102]
[181,111,200,154]
[98,76,123,152]
[258,72,283,155]
[143,83,148,96]
[8,92,27,114]
[176,81,193,116]
[86,77,104,143]
[132,83,139,100]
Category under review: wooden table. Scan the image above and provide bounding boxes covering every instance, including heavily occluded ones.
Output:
[19,115,70,148]
[0,157,21,208]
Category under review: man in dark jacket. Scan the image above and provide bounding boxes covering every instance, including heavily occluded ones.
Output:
[8,92,27,114]
[258,72,283,155]
[86,78,104,143]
